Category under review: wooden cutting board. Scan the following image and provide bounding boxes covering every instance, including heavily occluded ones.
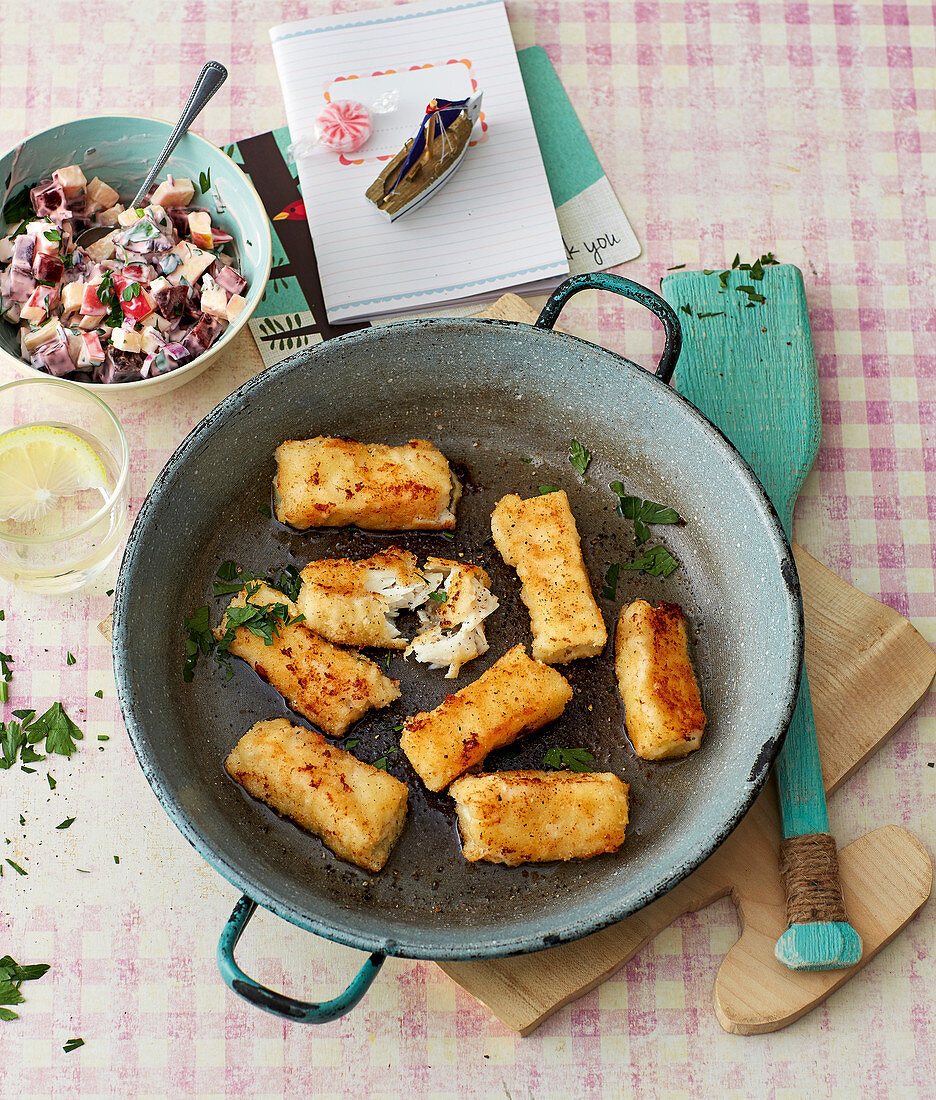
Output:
[436,294,936,1036]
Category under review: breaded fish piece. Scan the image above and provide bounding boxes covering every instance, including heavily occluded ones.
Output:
[450,770,629,866]
[296,546,431,650]
[225,718,408,872]
[214,582,400,737]
[407,557,499,679]
[615,599,706,760]
[274,437,461,531]
[400,644,573,792]
[491,490,607,664]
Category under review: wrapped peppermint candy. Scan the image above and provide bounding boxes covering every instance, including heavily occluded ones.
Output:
[313,100,373,154]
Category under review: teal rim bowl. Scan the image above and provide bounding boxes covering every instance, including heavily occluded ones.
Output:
[0,115,272,395]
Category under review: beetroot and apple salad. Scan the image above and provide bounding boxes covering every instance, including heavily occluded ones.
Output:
[0,165,249,384]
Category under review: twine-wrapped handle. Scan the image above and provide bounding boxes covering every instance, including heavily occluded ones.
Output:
[778,832,848,925]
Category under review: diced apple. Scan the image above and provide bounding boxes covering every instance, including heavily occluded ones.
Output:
[225,293,247,323]
[81,281,108,316]
[111,326,142,353]
[30,222,61,256]
[200,281,228,321]
[0,236,13,263]
[97,204,125,226]
[52,164,87,198]
[151,176,195,208]
[187,210,214,249]
[78,331,106,366]
[85,230,118,262]
[77,314,104,331]
[166,241,215,286]
[22,318,60,352]
[61,281,85,313]
[140,325,163,354]
[21,286,55,324]
[117,207,145,228]
[85,176,120,213]
[136,310,158,329]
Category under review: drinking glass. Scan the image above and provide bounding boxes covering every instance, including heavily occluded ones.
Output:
[0,377,130,593]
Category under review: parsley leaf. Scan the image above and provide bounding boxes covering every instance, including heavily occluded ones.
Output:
[538,485,560,495]
[43,229,61,243]
[609,485,681,544]
[543,746,595,773]
[183,606,214,681]
[602,563,620,601]
[199,169,212,195]
[428,590,448,604]
[569,440,592,479]
[56,817,75,830]
[29,702,84,757]
[621,546,680,579]
[266,564,302,603]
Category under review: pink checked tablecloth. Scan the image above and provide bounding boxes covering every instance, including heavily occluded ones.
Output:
[1,1,934,1096]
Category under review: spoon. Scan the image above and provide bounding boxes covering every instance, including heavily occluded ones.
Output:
[75,60,228,249]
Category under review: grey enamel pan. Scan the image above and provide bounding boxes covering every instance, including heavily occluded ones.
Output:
[113,273,803,1023]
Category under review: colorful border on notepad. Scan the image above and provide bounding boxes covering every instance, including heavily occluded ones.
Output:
[327,262,567,318]
[270,0,500,43]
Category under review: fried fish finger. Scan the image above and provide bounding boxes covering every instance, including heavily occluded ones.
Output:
[400,644,572,792]
[225,718,408,872]
[450,770,629,866]
[491,489,607,664]
[614,599,705,760]
[274,437,461,531]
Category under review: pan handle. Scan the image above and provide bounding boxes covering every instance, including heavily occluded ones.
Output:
[534,273,682,385]
[217,895,385,1023]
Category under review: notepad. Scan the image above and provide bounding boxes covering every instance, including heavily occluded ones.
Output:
[270,0,569,323]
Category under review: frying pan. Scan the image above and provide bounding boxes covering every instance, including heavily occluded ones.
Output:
[112,273,802,1023]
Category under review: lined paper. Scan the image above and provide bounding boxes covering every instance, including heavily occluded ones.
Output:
[270,0,569,323]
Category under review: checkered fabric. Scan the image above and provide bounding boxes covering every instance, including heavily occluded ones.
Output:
[1,1,934,1096]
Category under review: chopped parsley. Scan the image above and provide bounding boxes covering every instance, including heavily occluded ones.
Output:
[257,502,272,517]
[5,859,26,876]
[602,563,620,601]
[543,746,595,773]
[609,486,681,544]
[56,817,75,830]
[0,650,12,703]
[667,263,686,270]
[63,1038,85,1053]
[120,282,141,301]
[344,739,359,751]
[621,546,680,579]
[94,690,103,699]
[569,440,592,479]
[427,590,448,604]
[28,703,84,757]
[66,651,76,665]
[0,955,50,1021]
[679,303,693,316]
[538,485,560,495]
[182,606,213,682]
[198,169,212,195]
[440,531,455,540]
[43,229,61,243]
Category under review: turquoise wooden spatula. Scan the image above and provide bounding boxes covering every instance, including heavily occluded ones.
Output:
[661,263,862,970]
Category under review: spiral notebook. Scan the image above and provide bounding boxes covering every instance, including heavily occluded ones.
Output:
[270,0,569,323]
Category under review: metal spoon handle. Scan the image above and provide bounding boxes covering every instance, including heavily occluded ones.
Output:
[130,60,228,208]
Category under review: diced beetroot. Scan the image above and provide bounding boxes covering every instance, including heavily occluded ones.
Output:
[211,262,247,296]
[30,335,75,377]
[8,267,36,302]
[182,312,224,356]
[166,208,190,237]
[210,229,234,245]
[94,348,146,384]
[81,282,108,316]
[33,252,64,284]
[12,235,35,271]
[30,181,68,220]
[152,282,188,320]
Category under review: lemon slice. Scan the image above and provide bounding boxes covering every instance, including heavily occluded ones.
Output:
[0,426,108,523]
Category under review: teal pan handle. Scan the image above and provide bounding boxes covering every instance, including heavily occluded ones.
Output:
[535,273,682,384]
[217,895,385,1023]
